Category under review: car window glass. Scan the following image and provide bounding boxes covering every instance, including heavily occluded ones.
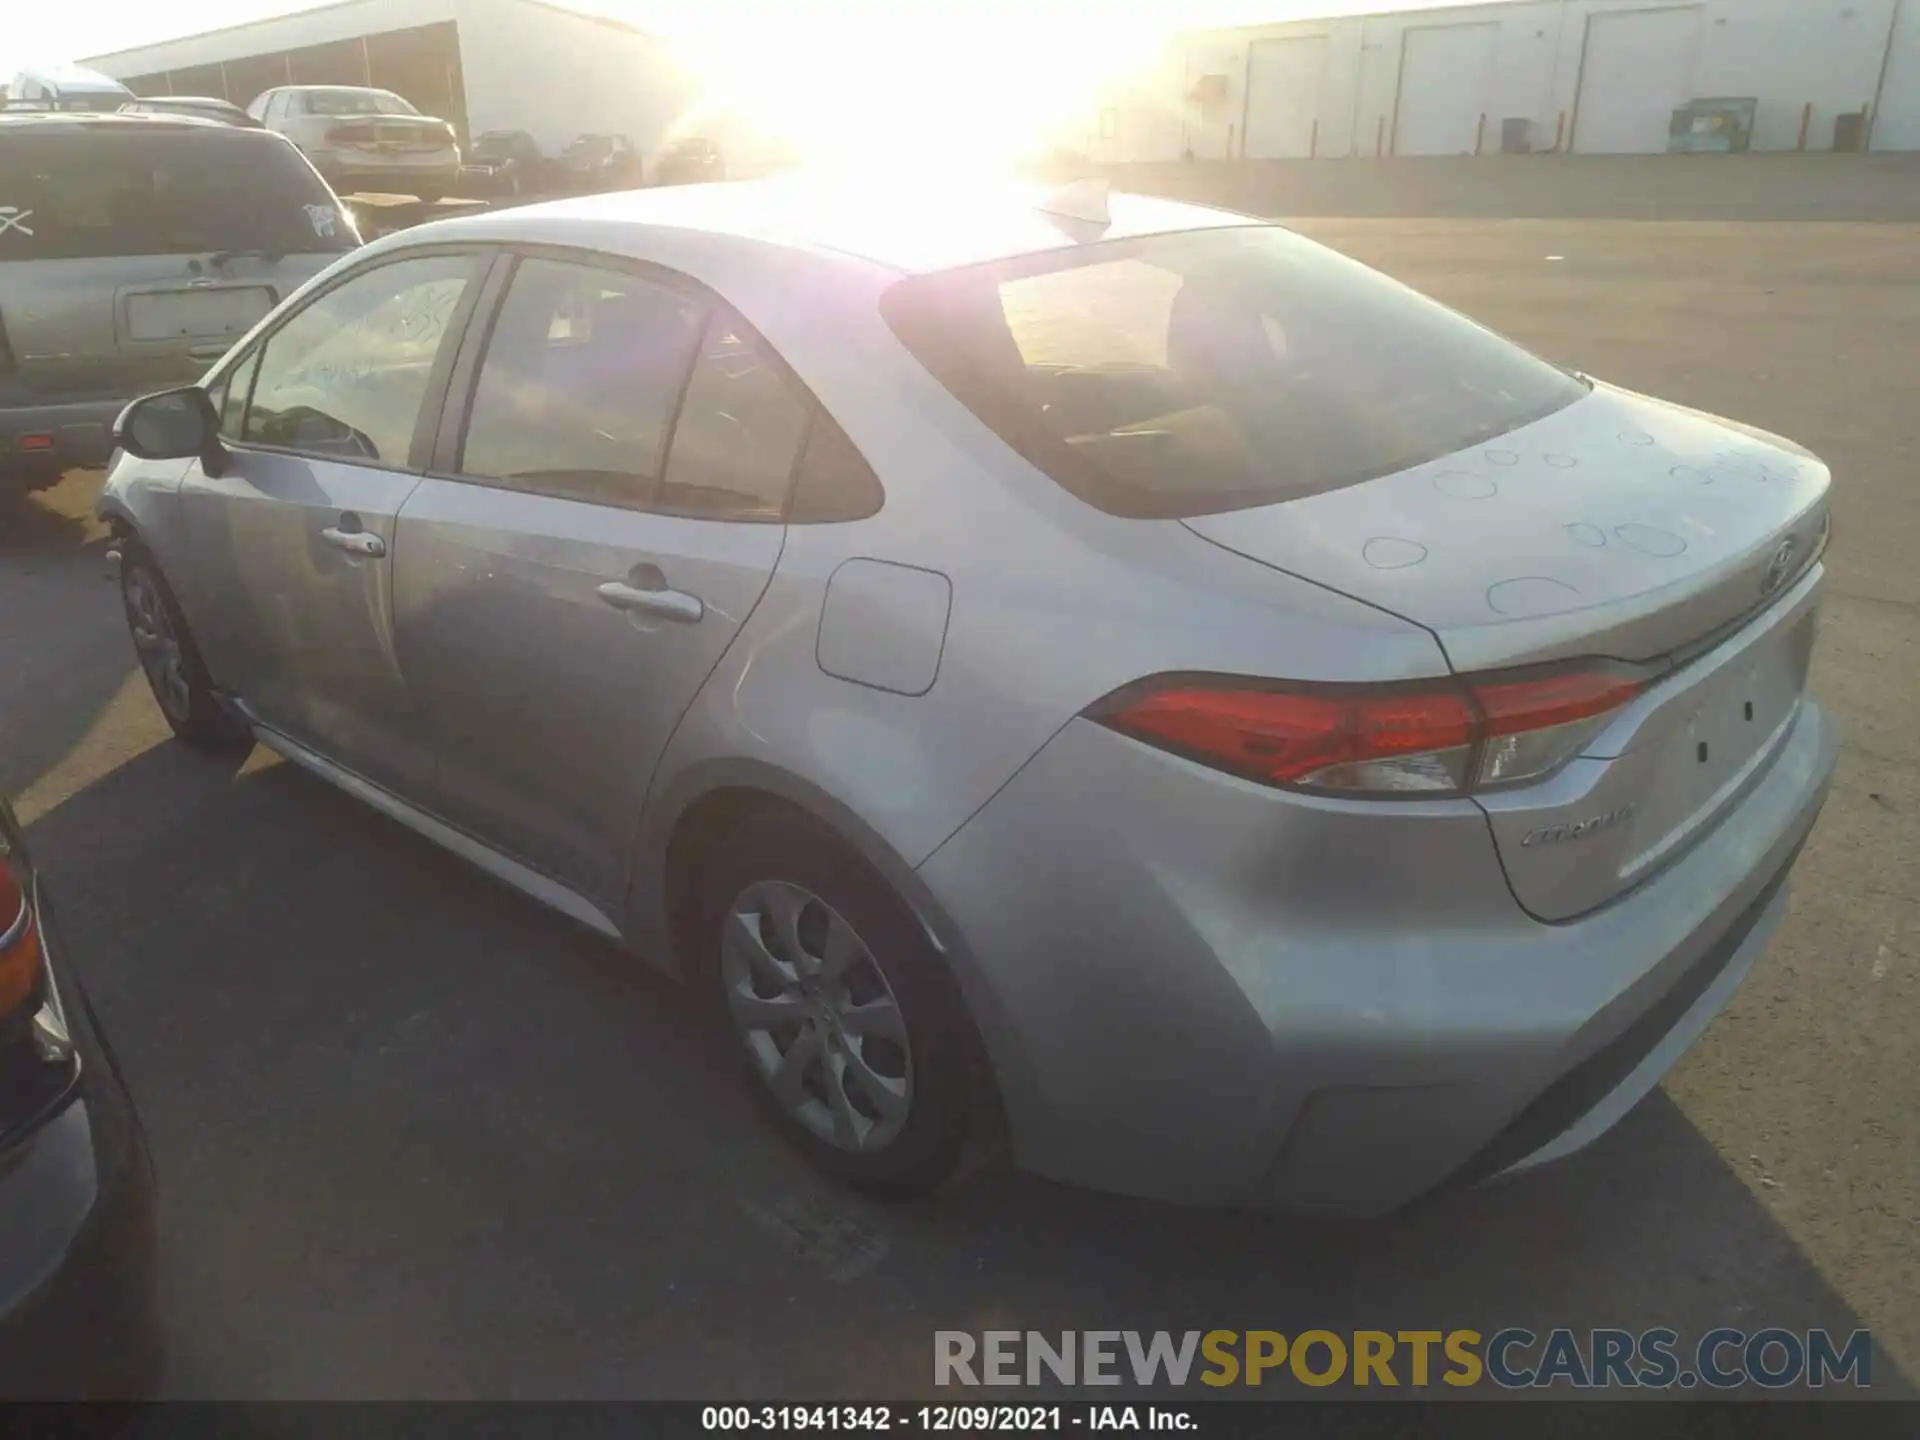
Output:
[659,315,811,521]
[881,226,1589,519]
[0,129,356,260]
[242,251,475,464]
[788,409,884,523]
[458,257,707,506]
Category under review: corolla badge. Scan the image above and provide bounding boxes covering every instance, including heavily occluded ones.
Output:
[1761,536,1799,598]
[1521,803,1637,848]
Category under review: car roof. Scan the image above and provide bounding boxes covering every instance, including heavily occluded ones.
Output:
[0,110,234,133]
[416,175,1254,277]
[131,95,240,108]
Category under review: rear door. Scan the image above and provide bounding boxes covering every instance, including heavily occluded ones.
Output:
[0,125,357,406]
[393,252,804,905]
[180,246,489,799]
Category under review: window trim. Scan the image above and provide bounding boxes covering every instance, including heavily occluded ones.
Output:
[208,243,497,476]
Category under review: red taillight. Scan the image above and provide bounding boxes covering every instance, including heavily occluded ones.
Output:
[0,862,40,1019]
[1472,670,1643,737]
[1103,685,1477,788]
[1098,666,1644,797]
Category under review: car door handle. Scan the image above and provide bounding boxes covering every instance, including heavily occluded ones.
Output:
[321,527,386,558]
[596,581,704,623]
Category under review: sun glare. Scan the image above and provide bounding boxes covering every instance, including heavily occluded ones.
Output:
[666,2,1166,176]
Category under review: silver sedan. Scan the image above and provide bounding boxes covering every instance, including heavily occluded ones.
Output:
[99,178,1837,1213]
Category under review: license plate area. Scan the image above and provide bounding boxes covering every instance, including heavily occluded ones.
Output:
[124,287,274,343]
[1616,609,1814,883]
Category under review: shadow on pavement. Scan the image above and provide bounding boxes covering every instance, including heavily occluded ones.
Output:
[0,475,136,808]
[22,736,1907,1400]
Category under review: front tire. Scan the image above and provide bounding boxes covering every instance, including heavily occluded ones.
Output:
[693,811,973,1196]
[119,545,248,752]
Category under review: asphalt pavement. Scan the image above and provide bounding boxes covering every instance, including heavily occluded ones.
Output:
[0,212,1913,1400]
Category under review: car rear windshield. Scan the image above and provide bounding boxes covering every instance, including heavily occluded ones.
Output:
[0,128,356,260]
[306,88,416,116]
[879,224,1590,519]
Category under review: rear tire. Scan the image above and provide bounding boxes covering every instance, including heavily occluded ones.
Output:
[691,810,973,1196]
[119,544,249,753]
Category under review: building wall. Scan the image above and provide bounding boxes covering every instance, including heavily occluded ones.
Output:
[84,0,689,160]
[1096,0,1907,161]
[451,0,694,157]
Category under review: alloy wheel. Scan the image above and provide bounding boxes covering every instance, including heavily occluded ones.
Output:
[721,880,913,1153]
[125,567,191,723]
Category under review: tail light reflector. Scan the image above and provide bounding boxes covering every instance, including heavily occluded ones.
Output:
[0,860,41,1020]
[1096,665,1646,798]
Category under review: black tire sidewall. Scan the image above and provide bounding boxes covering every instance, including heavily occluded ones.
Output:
[119,546,242,750]
[693,811,971,1195]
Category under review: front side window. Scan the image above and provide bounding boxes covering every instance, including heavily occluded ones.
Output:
[241,251,477,464]
[457,257,707,507]
[881,225,1590,519]
[658,316,812,521]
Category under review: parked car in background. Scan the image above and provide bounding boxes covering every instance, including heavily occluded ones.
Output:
[0,790,159,1398]
[555,132,638,192]
[653,136,725,186]
[462,129,544,198]
[121,96,262,129]
[98,180,1835,1213]
[5,66,132,114]
[249,85,459,203]
[0,112,359,501]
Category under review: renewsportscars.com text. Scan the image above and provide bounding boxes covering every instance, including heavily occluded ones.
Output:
[934,1328,1872,1391]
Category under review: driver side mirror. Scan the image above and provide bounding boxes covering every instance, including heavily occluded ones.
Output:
[112,387,229,477]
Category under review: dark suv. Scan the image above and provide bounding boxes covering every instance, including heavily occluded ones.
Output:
[0,113,358,500]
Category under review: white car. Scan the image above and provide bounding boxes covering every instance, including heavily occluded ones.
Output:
[248,85,460,203]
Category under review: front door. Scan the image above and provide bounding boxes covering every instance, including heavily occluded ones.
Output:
[179,249,485,798]
[394,255,808,905]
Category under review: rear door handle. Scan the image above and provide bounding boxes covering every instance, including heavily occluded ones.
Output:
[321,527,386,558]
[596,580,704,623]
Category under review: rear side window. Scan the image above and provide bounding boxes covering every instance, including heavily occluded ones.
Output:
[457,257,708,507]
[658,315,812,521]
[880,225,1589,519]
[0,129,357,261]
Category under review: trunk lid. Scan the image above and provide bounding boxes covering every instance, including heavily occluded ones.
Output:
[1182,383,1831,673]
[1184,383,1832,919]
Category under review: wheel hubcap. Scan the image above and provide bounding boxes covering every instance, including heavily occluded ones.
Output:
[125,568,190,722]
[721,880,912,1153]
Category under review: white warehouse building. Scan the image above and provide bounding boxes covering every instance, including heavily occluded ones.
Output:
[82,0,698,160]
[1088,0,1920,161]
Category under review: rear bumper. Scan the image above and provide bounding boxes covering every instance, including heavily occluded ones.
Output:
[0,399,124,486]
[0,896,161,1399]
[918,695,1837,1215]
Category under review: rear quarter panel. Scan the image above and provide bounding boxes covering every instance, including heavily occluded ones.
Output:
[621,247,1452,972]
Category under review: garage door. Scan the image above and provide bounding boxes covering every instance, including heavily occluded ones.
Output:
[1394,23,1498,156]
[1244,35,1328,159]
[1574,6,1706,154]
[1871,0,1920,151]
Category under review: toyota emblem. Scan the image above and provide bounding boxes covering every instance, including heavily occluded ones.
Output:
[1761,537,1799,597]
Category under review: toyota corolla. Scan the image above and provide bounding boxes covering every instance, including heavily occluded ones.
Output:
[97,179,1836,1213]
